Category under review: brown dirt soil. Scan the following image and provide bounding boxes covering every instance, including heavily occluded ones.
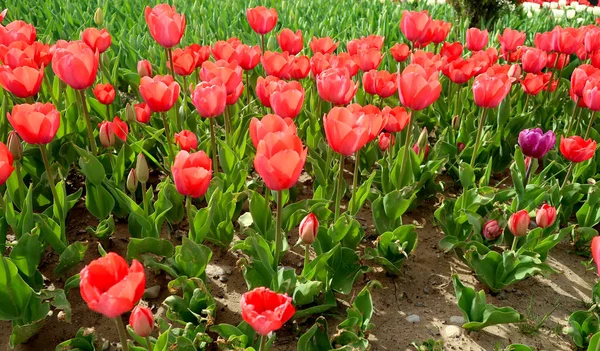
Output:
[0,191,595,350]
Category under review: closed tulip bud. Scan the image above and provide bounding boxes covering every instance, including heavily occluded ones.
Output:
[535,204,556,228]
[457,142,465,153]
[127,169,138,193]
[129,306,154,338]
[7,131,22,161]
[482,220,502,240]
[137,60,153,78]
[126,103,136,124]
[508,209,530,237]
[417,127,428,152]
[136,153,149,184]
[94,8,104,26]
[299,213,318,245]
[98,121,115,148]
[452,115,461,130]
[592,236,600,276]
[378,133,394,151]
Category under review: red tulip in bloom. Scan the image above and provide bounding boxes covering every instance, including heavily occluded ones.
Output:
[357,48,382,72]
[200,60,243,94]
[236,44,261,71]
[466,28,489,51]
[497,28,526,54]
[261,51,293,80]
[535,204,556,228]
[169,47,196,76]
[51,40,99,90]
[398,64,441,111]
[270,85,304,119]
[390,43,410,63]
[249,114,297,148]
[226,82,243,105]
[254,133,307,191]
[542,72,558,93]
[139,75,180,112]
[521,73,547,96]
[137,59,152,78]
[316,67,357,106]
[98,120,115,148]
[135,102,152,123]
[299,213,318,245]
[400,10,431,43]
[79,252,146,318]
[429,20,451,44]
[323,107,370,156]
[552,26,581,55]
[583,79,600,111]
[309,36,338,55]
[0,20,36,46]
[290,56,310,80]
[472,71,513,109]
[172,150,212,198]
[144,4,186,48]
[440,41,463,63]
[277,28,303,55]
[212,40,238,62]
[442,58,475,85]
[347,35,384,56]
[410,50,443,72]
[92,83,116,105]
[240,287,295,336]
[129,306,154,338]
[310,53,332,76]
[255,76,281,107]
[188,44,211,68]
[112,117,128,142]
[329,53,359,77]
[191,80,227,118]
[363,70,397,98]
[382,106,411,133]
[0,41,51,69]
[246,6,278,35]
[346,104,386,142]
[521,47,547,74]
[0,65,43,98]
[482,220,502,240]
[585,29,600,54]
[81,28,111,53]
[378,132,394,151]
[7,103,60,145]
[508,210,530,237]
[534,31,554,53]
[174,130,198,152]
[560,136,597,163]
[487,63,521,81]
[0,142,14,186]
[571,65,600,102]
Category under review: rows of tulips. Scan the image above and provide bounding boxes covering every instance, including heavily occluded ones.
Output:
[4,0,600,349]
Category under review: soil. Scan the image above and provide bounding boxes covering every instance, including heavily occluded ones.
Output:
[0,180,595,351]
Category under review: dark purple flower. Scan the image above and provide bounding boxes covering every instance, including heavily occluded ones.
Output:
[518,128,556,159]
[482,220,502,240]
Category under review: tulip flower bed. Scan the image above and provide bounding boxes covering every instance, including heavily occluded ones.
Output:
[6,0,600,350]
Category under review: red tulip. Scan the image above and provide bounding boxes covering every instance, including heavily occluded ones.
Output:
[592,236,600,276]
[497,28,526,53]
[472,71,512,108]
[521,73,547,96]
[0,20,36,46]
[323,106,370,156]
[560,136,596,163]
[535,204,556,228]
[174,130,198,152]
[191,80,227,118]
[378,132,394,151]
[299,213,318,245]
[98,120,115,148]
[410,50,443,72]
[92,83,115,105]
[129,306,154,338]
[240,287,295,336]
[347,104,385,142]
[571,65,600,100]
[255,75,281,107]
[0,141,14,186]
[200,60,243,95]
[400,10,431,43]
[51,40,99,90]
[188,44,211,68]
[508,210,529,237]
[397,64,441,111]
[144,4,186,48]
[583,79,600,111]
[139,75,180,112]
[226,81,244,105]
[249,114,297,148]
[112,116,128,142]
[440,41,463,63]
[236,44,261,71]
[542,72,558,93]
[79,252,146,318]
[0,41,51,69]
[254,132,307,191]
[137,59,152,78]
[357,48,382,72]
[412,142,430,158]
[317,67,357,106]
[212,40,238,62]
[290,55,310,80]
[270,85,304,119]
[246,6,278,35]
[363,70,397,98]
[309,36,338,55]
[81,28,111,53]
[534,31,554,53]
[521,47,547,74]
[134,102,152,123]
[0,65,43,98]
[552,26,581,55]
[430,20,451,44]
[382,106,411,133]
[169,47,195,76]
[546,52,569,70]
[466,28,489,52]
[7,103,60,145]
[347,35,384,56]
[172,150,212,198]
[330,52,359,77]
[585,29,600,54]
[262,51,293,79]
[390,43,410,63]
[442,58,475,85]
[277,28,303,55]
[310,52,332,76]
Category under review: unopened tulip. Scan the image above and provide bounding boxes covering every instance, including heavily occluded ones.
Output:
[139,75,180,112]
[466,28,489,51]
[127,169,138,193]
[246,6,278,35]
[94,8,103,26]
[535,204,556,228]
[299,213,318,245]
[518,128,555,159]
[172,150,212,198]
[191,80,227,118]
[135,102,152,124]
[129,306,154,338]
[82,28,111,53]
[51,40,99,90]
[254,133,307,191]
[0,142,14,186]
[390,43,410,63]
[277,28,303,55]
[98,120,115,148]
[92,83,116,105]
[136,153,149,184]
[144,4,186,48]
[7,103,60,145]
[482,220,502,240]
[457,142,465,153]
[508,210,530,237]
[7,131,22,161]
[398,64,441,111]
[316,67,357,106]
[137,60,153,78]
[378,133,394,151]
[560,136,597,163]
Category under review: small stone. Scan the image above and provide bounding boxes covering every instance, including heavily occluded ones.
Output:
[297,262,302,268]
[144,285,161,299]
[449,316,465,325]
[497,292,507,300]
[102,340,110,351]
[57,311,66,322]
[415,302,425,307]
[219,276,228,283]
[406,314,421,323]
[225,269,233,275]
[423,286,430,294]
[442,325,462,338]
[78,229,86,234]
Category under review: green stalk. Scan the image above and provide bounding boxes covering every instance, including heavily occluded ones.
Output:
[304,244,310,269]
[259,335,267,351]
[397,110,416,188]
[160,112,176,170]
[470,108,488,168]
[40,144,66,252]
[273,190,283,270]
[334,153,344,221]
[566,105,579,136]
[352,150,360,208]
[511,235,519,252]
[141,181,148,217]
[145,336,152,351]
[584,110,598,139]
[14,162,25,210]
[186,196,196,240]
[78,89,98,155]
[209,118,219,173]
[114,317,130,351]
[181,75,188,130]
[560,163,575,193]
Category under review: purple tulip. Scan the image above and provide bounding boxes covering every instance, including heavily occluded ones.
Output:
[518,128,556,159]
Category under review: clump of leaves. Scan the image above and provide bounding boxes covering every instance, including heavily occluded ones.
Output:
[448,0,520,28]
[518,296,560,335]
[411,338,444,351]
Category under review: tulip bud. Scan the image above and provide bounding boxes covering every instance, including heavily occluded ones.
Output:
[129,306,154,337]
[535,204,556,228]
[482,220,502,240]
[417,127,428,151]
[508,210,530,237]
[378,133,394,152]
[137,60,153,78]
[126,103,136,124]
[127,169,138,193]
[457,142,465,153]
[452,115,460,130]
[98,121,115,148]
[94,8,104,26]
[299,213,318,245]
[136,153,149,184]
[7,131,22,161]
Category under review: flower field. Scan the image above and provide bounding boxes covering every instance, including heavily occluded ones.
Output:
[5,0,600,350]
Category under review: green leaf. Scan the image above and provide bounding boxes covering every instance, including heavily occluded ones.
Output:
[75,145,105,185]
[153,328,171,351]
[297,316,332,351]
[127,237,175,260]
[348,171,375,216]
[174,237,212,279]
[0,257,36,321]
[85,182,115,220]
[249,190,272,236]
[54,242,88,276]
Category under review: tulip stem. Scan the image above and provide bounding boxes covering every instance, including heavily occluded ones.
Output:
[209,118,219,173]
[511,235,519,252]
[141,182,148,217]
[14,162,25,210]
[106,104,110,120]
[25,96,34,104]
[78,90,98,156]
[304,244,310,270]
[246,70,250,106]
[160,112,176,171]
[39,144,63,223]
[585,111,598,139]
[566,105,579,136]
[223,107,231,143]
[398,110,416,188]
[523,94,530,115]
[186,196,196,240]
[0,191,6,211]
[259,334,267,351]
[470,108,487,168]
[273,190,283,270]
[334,153,344,221]
[351,151,360,211]
[561,163,575,193]
[166,47,174,76]
[523,158,534,189]
[454,84,461,118]
[181,75,188,129]
[114,317,130,351]
[145,336,152,351]
[261,34,266,56]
